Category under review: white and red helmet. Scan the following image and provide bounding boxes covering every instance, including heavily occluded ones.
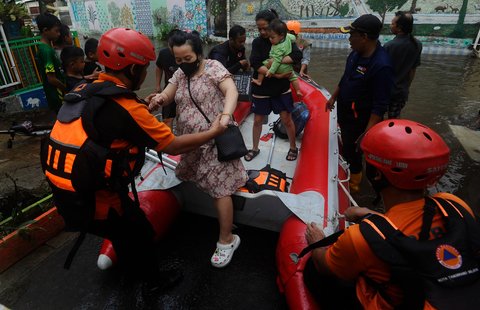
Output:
[98,28,156,70]
[361,120,450,190]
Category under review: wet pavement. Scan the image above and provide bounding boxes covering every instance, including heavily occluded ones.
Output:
[1,213,286,310]
[0,45,479,309]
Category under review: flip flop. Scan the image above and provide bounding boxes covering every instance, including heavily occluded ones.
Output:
[244,149,260,161]
[286,148,298,161]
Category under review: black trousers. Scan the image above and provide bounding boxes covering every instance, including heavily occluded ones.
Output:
[303,258,362,310]
[338,113,370,174]
[52,187,159,281]
[89,202,158,281]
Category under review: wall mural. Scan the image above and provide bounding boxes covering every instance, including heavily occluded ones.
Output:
[67,0,479,40]
[226,0,479,39]
[67,0,207,36]
[84,0,100,31]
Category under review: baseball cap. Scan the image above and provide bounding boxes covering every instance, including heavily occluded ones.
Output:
[340,14,382,37]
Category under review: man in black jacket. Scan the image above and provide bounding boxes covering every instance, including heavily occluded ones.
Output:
[208,25,249,74]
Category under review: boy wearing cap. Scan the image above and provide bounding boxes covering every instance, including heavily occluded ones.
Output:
[325,14,393,193]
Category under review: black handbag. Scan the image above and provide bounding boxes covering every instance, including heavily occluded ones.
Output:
[187,78,248,161]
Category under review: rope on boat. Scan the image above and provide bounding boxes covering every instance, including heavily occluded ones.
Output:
[338,180,359,208]
[336,154,359,208]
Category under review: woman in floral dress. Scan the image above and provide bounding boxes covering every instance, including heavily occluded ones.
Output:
[149,31,248,268]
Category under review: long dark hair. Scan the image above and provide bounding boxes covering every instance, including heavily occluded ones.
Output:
[395,11,419,51]
[255,8,279,23]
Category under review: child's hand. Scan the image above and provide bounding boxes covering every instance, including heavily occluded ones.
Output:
[265,59,273,69]
[84,68,101,80]
[265,71,272,78]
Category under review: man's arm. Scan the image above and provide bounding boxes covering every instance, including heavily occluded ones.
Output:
[305,222,364,281]
[326,86,340,111]
[209,47,229,68]
[300,46,311,77]
[369,66,394,127]
[305,223,334,276]
[407,68,416,88]
[365,114,383,132]
[161,114,224,155]
[147,83,177,111]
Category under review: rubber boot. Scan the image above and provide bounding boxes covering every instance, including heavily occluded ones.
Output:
[349,172,362,194]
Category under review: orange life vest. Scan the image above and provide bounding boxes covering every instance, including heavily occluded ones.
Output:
[41,81,145,195]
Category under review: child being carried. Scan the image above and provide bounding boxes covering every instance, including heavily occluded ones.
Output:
[252,19,302,97]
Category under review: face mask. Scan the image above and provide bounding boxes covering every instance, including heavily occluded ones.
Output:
[180,58,200,77]
[365,163,390,194]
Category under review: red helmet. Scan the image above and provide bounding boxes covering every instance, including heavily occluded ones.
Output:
[97,28,156,70]
[286,20,301,35]
[361,120,450,190]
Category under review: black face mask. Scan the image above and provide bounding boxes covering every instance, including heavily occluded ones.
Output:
[180,58,200,77]
[365,163,390,194]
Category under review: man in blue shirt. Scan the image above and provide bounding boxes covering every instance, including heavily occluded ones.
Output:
[326,14,393,193]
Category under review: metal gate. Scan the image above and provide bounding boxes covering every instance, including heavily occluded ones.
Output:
[0,20,21,90]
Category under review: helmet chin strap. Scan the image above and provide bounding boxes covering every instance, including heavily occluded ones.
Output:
[365,164,391,205]
[125,64,143,91]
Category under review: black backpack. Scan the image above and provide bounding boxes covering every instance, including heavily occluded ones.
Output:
[41,81,145,228]
[359,197,480,310]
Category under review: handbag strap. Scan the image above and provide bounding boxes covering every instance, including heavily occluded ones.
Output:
[187,77,211,124]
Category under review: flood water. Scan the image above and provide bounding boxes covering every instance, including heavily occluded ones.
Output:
[140,43,480,214]
[306,48,480,213]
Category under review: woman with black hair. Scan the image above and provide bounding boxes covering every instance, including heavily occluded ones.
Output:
[149,31,248,268]
[245,9,303,162]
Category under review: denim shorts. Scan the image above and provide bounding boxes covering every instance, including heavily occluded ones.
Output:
[251,92,294,115]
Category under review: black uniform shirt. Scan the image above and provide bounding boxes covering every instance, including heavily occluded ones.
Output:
[208,40,246,74]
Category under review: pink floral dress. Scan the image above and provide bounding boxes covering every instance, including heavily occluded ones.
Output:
[169,59,248,198]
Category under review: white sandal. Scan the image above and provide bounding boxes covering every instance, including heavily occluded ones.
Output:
[210,234,241,268]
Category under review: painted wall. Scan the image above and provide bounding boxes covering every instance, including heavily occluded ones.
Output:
[66,0,479,41]
[226,0,479,42]
[67,0,208,36]
[230,0,480,21]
